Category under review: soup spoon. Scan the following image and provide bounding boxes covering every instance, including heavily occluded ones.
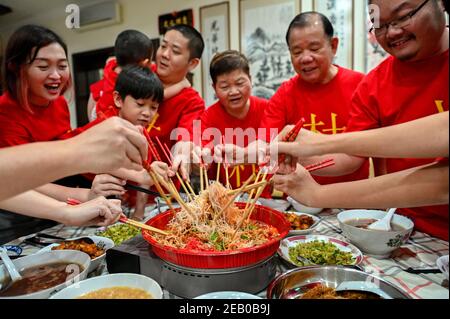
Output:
[367,208,397,231]
[335,281,393,299]
[0,247,22,289]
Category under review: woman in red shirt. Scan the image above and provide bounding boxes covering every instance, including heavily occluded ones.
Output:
[199,50,272,199]
[0,25,121,243]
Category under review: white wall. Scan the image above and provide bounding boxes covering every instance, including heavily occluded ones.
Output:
[0,0,368,127]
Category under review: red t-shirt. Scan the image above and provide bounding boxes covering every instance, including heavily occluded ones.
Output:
[201,96,271,196]
[95,58,119,118]
[0,93,71,147]
[148,87,205,157]
[347,50,449,240]
[90,79,104,102]
[261,66,370,185]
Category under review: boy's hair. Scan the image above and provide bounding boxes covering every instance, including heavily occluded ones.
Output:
[209,50,250,85]
[166,24,205,60]
[286,12,334,47]
[115,65,164,103]
[114,30,153,66]
[2,24,72,113]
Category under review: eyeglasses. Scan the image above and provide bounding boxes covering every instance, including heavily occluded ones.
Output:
[370,0,430,36]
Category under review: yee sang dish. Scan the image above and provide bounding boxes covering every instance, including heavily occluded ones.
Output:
[0,262,83,297]
[149,182,280,252]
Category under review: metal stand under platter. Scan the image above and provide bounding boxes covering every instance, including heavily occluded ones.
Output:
[105,235,278,298]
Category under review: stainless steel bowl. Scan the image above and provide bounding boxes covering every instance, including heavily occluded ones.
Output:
[267,266,411,299]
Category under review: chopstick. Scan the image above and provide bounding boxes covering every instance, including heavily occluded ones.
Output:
[67,198,168,236]
[277,118,305,164]
[119,215,169,236]
[124,183,162,197]
[305,158,335,172]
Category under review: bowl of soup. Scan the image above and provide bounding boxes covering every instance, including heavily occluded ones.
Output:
[337,210,414,259]
[0,250,90,299]
[50,273,163,299]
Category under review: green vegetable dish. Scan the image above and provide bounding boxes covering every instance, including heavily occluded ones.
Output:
[288,240,355,266]
[97,224,140,245]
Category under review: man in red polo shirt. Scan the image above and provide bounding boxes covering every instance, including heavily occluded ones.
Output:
[260,12,370,185]
[150,25,206,180]
[344,0,449,240]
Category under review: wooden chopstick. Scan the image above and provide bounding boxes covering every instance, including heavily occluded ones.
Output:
[217,174,255,219]
[119,216,168,236]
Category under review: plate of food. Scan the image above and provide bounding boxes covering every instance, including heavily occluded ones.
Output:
[284,212,321,235]
[278,235,363,268]
[37,235,114,273]
[96,223,140,246]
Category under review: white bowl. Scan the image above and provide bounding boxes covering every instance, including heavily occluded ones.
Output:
[337,210,414,259]
[436,255,449,280]
[258,198,290,212]
[194,291,262,299]
[37,236,114,273]
[0,250,91,299]
[50,273,163,299]
[287,196,322,215]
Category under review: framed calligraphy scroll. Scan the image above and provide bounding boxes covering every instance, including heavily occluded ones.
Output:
[313,0,354,69]
[200,2,230,107]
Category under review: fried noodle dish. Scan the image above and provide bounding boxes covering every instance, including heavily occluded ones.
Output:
[150,182,280,252]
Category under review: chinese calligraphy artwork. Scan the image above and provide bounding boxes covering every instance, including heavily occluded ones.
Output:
[239,0,298,99]
[365,5,387,72]
[200,2,230,107]
[313,0,354,69]
[158,9,194,35]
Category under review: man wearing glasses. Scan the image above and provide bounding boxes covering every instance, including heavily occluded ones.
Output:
[343,0,448,240]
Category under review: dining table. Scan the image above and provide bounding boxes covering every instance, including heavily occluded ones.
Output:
[3,207,449,299]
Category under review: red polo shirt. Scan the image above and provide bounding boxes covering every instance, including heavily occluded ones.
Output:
[201,96,271,196]
[346,50,449,240]
[261,66,370,185]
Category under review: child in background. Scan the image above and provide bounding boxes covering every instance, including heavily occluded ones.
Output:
[89,29,190,122]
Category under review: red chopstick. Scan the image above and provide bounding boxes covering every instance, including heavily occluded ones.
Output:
[66,198,82,206]
[277,118,305,164]
[305,158,335,172]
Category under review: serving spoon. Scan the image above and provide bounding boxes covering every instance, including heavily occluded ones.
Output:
[0,247,22,290]
[367,208,397,231]
[335,281,393,299]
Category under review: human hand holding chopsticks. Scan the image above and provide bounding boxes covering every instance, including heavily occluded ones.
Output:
[65,197,122,227]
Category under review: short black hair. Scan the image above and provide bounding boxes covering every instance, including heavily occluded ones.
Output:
[115,65,164,103]
[114,30,153,66]
[210,50,250,85]
[285,12,334,46]
[166,24,205,59]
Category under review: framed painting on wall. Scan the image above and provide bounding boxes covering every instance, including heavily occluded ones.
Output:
[239,0,299,99]
[365,4,388,72]
[200,2,230,107]
[313,0,354,69]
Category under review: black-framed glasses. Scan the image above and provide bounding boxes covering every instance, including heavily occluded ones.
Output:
[370,0,430,36]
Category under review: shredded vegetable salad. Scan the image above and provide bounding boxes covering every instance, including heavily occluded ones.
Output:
[150,182,279,252]
[288,240,355,266]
